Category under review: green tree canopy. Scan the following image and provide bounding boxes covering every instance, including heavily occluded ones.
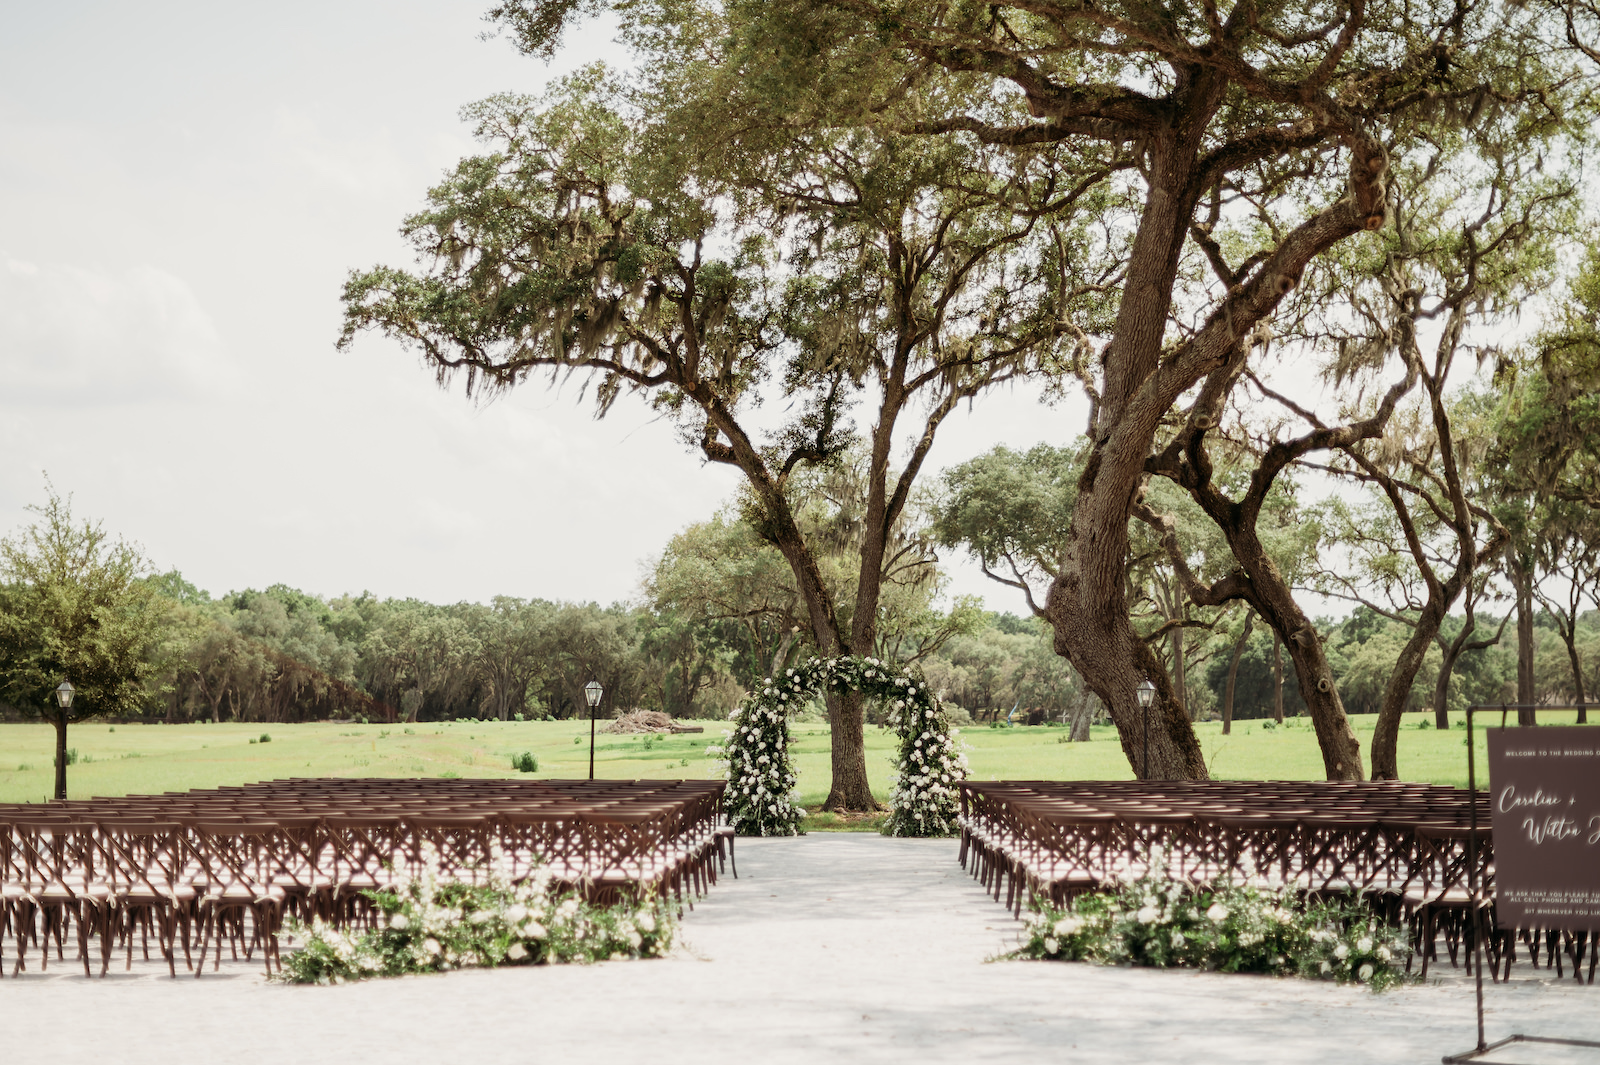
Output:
[0,484,170,799]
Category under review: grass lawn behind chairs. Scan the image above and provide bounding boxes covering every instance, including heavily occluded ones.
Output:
[0,710,1556,811]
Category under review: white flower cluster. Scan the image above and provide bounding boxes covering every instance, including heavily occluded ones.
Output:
[1017,853,1413,991]
[883,679,969,837]
[277,842,673,984]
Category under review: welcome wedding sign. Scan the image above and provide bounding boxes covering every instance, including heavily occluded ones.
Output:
[1488,726,1600,931]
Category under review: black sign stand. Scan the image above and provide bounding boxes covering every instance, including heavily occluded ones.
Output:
[1441,703,1600,1065]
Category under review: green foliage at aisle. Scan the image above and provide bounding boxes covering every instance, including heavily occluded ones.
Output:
[278,845,673,984]
[1015,856,1412,991]
[710,655,966,836]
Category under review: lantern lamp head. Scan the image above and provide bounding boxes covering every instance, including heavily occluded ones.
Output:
[55,680,75,709]
[1136,678,1156,709]
[583,680,603,708]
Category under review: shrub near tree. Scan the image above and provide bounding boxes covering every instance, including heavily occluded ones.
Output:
[0,485,170,800]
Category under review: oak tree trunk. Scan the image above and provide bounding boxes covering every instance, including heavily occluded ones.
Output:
[1272,631,1285,725]
[1562,630,1588,724]
[1222,611,1253,736]
[1511,552,1538,725]
[1171,626,1190,720]
[1370,600,1447,779]
[822,688,876,810]
[1206,507,1364,778]
[1434,637,1463,731]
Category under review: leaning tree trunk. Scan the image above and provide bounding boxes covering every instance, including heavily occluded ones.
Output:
[1039,61,1377,781]
[1432,610,1481,731]
[1048,568,1207,779]
[51,708,70,801]
[1222,611,1253,736]
[1039,102,1226,782]
[1216,519,1365,779]
[1562,631,1588,724]
[1371,600,1448,780]
[1434,636,1462,731]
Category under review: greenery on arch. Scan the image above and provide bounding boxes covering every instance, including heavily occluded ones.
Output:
[709,655,968,837]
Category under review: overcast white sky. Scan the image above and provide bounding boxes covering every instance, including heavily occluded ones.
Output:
[0,1,1086,612]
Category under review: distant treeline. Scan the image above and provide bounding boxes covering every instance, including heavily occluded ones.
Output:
[6,565,1583,728]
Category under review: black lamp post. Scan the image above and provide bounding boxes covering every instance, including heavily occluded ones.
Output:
[53,681,75,801]
[1136,678,1156,780]
[584,680,603,780]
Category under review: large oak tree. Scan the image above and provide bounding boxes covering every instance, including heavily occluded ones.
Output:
[340,75,1092,806]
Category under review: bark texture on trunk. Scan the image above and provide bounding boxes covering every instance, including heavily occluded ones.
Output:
[1434,632,1464,731]
[1272,631,1285,725]
[1568,638,1589,724]
[1545,595,1589,724]
[1370,609,1442,779]
[1015,42,1380,782]
[1222,610,1253,736]
[1171,626,1190,720]
[1067,693,1095,742]
[1511,551,1538,726]
[1042,83,1225,782]
[822,688,876,810]
[1432,605,1504,730]
[1143,472,1366,778]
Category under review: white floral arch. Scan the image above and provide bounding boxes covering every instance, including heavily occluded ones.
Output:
[709,655,968,836]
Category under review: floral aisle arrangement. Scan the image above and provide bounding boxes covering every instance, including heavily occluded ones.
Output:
[1015,856,1413,991]
[277,845,674,985]
[707,655,967,837]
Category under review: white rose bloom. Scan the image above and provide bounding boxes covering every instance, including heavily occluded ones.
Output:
[525,922,548,940]
[636,911,656,934]
[1136,906,1160,924]
[1357,963,1374,982]
[1376,946,1392,962]
[389,913,410,930]
[1043,937,1060,954]
[1356,936,1373,953]
[1205,904,1229,922]
[1320,960,1332,974]
[506,942,529,961]
[424,938,442,956]
[506,904,528,923]
[1053,917,1082,937]
[1334,943,1350,960]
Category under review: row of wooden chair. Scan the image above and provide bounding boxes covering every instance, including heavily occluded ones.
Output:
[956,780,1594,984]
[1,778,729,979]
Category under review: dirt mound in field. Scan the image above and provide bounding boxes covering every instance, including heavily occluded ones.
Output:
[600,709,703,734]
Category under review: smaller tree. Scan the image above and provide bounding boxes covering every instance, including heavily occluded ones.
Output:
[0,485,169,799]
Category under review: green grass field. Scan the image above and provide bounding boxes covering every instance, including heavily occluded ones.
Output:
[1,708,1562,809]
